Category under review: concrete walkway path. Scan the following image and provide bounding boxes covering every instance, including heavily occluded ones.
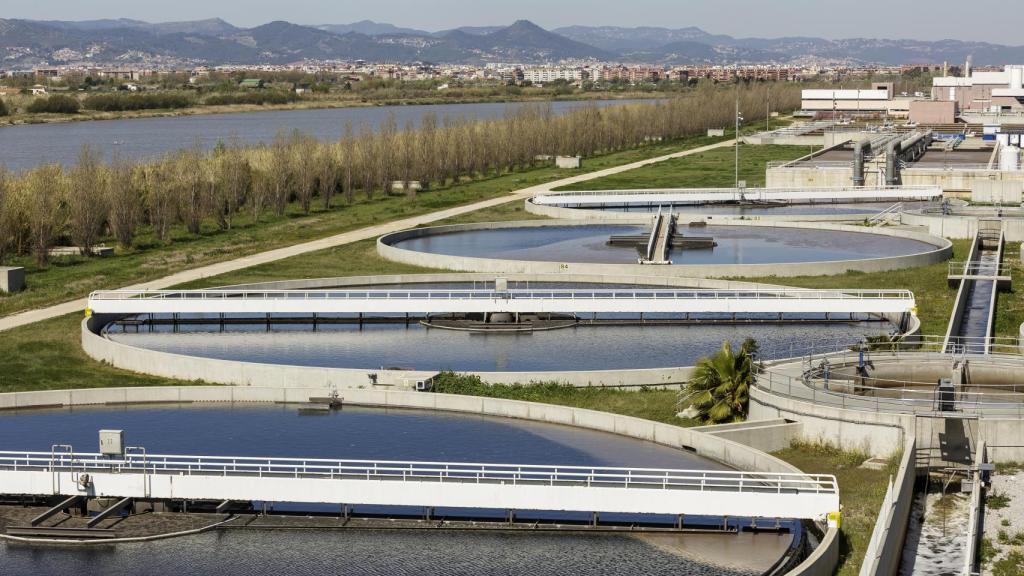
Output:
[0,139,734,333]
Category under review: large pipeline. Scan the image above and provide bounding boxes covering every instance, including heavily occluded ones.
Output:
[885,132,932,186]
[853,138,871,187]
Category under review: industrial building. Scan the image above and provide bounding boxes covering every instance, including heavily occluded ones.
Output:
[931,64,1024,122]
[799,65,1024,126]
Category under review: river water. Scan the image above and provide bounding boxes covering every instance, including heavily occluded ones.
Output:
[0,404,789,575]
[0,99,646,172]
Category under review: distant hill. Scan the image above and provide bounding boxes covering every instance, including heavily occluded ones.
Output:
[553,25,734,53]
[556,25,1024,66]
[28,17,240,36]
[3,18,1024,67]
[316,20,428,37]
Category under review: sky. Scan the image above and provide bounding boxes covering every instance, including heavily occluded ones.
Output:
[7,0,1024,45]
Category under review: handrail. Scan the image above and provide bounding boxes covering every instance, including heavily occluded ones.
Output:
[754,346,1024,415]
[536,184,939,199]
[88,288,917,302]
[767,160,853,169]
[0,451,838,494]
[867,202,903,225]
[947,261,1008,277]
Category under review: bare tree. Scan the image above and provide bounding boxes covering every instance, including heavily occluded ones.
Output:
[145,160,177,243]
[268,135,292,215]
[23,164,67,266]
[213,149,252,230]
[67,145,109,255]
[0,168,17,264]
[106,156,143,248]
[173,148,212,235]
[291,133,318,214]
[315,145,339,209]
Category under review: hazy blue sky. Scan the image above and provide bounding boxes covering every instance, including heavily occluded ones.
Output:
[9,0,1024,44]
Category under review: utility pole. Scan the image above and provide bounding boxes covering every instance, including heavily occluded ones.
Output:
[735,90,744,189]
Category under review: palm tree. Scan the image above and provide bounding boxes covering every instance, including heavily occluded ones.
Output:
[682,338,759,424]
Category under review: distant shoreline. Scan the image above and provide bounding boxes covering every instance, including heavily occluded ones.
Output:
[0,92,665,129]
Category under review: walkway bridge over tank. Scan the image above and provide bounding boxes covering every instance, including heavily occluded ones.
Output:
[0,450,840,522]
[86,288,917,317]
[531,185,942,208]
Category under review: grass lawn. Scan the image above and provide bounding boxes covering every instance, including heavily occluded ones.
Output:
[0,131,735,318]
[994,242,1024,339]
[0,231,978,392]
[773,442,899,576]
[431,372,689,425]
[738,239,974,337]
[0,240,449,392]
[554,144,813,191]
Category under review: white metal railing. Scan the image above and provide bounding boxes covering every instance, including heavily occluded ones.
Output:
[867,202,903,225]
[536,185,936,199]
[766,335,1022,360]
[645,207,662,262]
[754,343,1024,415]
[88,288,916,303]
[948,261,1008,277]
[0,451,838,496]
[755,120,837,138]
[767,160,852,169]
[904,163,1001,171]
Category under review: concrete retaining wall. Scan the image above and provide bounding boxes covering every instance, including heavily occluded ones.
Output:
[859,439,917,576]
[901,211,1024,242]
[693,419,803,453]
[378,219,952,279]
[752,379,1024,461]
[749,385,913,457]
[0,384,840,576]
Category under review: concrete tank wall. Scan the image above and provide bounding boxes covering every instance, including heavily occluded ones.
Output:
[900,211,1024,241]
[377,219,952,279]
[0,384,841,576]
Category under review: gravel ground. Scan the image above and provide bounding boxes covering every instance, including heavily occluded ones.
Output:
[983,463,1024,571]
[900,491,970,575]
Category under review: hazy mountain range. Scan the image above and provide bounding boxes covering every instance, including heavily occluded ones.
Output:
[3,17,1024,68]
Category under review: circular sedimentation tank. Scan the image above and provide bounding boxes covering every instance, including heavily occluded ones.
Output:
[99,281,896,376]
[378,220,951,277]
[0,402,795,575]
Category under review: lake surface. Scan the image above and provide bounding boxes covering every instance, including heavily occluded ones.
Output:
[389,224,938,265]
[0,99,646,172]
[0,404,785,575]
[107,321,889,372]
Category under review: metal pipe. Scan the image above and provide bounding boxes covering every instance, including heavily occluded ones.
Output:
[853,138,871,187]
[886,140,902,186]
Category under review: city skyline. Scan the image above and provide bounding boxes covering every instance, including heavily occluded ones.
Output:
[6,0,1024,45]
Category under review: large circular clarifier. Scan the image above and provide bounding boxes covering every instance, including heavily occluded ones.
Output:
[0,404,793,576]
[388,223,939,266]
[106,321,891,372]
[103,281,893,373]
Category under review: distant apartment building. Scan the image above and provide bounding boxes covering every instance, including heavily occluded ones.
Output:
[597,65,662,83]
[33,68,61,80]
[521,67,586,84]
